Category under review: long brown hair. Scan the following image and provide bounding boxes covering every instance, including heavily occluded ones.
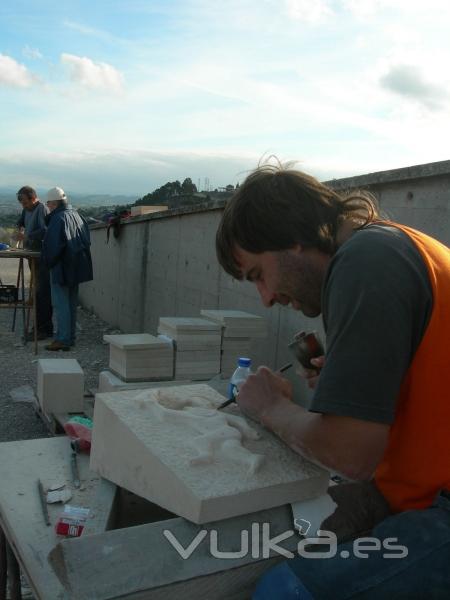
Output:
[216,161,380,279]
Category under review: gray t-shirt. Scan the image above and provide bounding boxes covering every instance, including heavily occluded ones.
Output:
[310,224,433,424]
[17,201,48,251]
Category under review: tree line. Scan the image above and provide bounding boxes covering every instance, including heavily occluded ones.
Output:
[135,178,198,206]
[0,177,237,227]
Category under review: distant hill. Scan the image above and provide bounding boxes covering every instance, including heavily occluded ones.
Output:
[0,189,138,208]
[0,189,139,228]
[69,193,139,207]
[0,183,234,228]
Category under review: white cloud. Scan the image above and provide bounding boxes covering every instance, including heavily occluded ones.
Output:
[63,20,123,44]
[61,53,124,93]
[0,149,257,194]
[342,0,388,18]
[285,0,333,23]
[22,45,43,60]
[2,0,450,191]
[380,64,449,110]
[64,20,107,36]
[0,54,34,88]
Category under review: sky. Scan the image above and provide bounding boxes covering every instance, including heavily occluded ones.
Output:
[1,0,450,195]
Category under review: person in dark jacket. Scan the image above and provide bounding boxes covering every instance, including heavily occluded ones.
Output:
[42,187,93,351]
[16,185,53,339]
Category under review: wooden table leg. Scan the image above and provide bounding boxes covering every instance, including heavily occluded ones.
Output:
[11,258,23,333]
[25,270,31,338]
[6,542,21,600]
[31,259,37,354]
[0,527,7,600]
[19,258,26,345]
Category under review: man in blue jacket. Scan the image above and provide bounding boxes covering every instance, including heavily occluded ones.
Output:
[42,187,93,351]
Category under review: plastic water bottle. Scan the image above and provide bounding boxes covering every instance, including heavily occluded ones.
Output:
[228,357,252,401]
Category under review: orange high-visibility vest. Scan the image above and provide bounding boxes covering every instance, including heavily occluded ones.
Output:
[375,222,450,512]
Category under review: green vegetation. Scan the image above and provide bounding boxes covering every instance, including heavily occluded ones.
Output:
[0,227,15,245]
[0,213,21,228]
[135,178,198,207]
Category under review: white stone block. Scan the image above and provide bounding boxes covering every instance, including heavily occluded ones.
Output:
[103,334,174,382]
[174,348,220,380]
[98,370,191,393]
[200,309,268,338]
[90,384,329,524]
[99,370,147,393]
[158,317,222,350]
[37,359,84,414]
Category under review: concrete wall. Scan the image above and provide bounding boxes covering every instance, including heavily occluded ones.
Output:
[80,160,450,402]
[325,159,450,245]
[82,205,302,373]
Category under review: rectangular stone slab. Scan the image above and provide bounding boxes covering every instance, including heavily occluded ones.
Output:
[200,309,268,338]
[90,384,329,523]
[158,317,222,332]
[98,370,192,393]
[109,346,173,382]
[104,334,174,382]
[49,504,298,600]
[37,358,84,413]
[104,333,170,350]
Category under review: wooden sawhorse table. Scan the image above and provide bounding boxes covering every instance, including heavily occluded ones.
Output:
[0,249,40,354]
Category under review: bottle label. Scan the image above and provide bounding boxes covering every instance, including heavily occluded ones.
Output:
[227,382,239,401]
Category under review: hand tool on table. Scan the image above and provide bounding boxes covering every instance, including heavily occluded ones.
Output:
[37,479,51,526]
[217,362,293,411]
[70,440,81,488]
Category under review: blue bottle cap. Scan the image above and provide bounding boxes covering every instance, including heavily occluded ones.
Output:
[238,357,251,368]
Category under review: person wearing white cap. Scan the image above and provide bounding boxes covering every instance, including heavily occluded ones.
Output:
[42,187,93,351]
[46,186,67,205]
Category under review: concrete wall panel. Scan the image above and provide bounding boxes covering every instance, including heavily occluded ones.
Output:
[81,231,121,327]
[80,160,450,404]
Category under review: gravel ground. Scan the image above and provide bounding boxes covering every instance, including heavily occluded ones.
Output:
[0,269,113,442]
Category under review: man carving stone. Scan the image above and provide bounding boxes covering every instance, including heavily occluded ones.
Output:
[216,161,450,598]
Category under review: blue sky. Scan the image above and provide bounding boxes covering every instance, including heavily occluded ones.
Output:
[1,0,450,194]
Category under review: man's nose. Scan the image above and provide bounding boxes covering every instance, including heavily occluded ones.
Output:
[256,281,275,307]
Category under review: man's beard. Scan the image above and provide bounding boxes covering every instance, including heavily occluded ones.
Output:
[276,250,324,317]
